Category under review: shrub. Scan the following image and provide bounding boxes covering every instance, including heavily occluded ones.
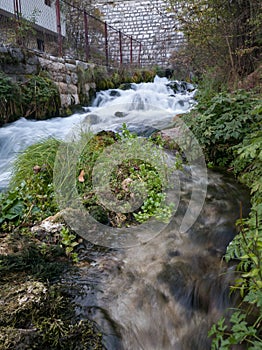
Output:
[183,90,262,166]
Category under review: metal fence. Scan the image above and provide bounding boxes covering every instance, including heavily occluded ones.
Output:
[60,0,142,66]
[0,0,142,67]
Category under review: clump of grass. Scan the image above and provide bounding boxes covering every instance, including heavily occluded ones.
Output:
[10,138,61,189]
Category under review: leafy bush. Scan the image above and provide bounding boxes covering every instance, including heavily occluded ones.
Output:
[21,73,60,119]
[231,128,262,205]
[183,89,262,166]
[185,88,262,348]
[209,203,262,349]
[209,128,262,349]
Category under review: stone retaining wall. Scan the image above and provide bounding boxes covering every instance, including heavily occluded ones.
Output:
[0,46,96,110]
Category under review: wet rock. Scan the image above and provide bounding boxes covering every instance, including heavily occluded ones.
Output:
[83,114,101,124]
[118,82,133,90]
[115,111,127,118]
[110,90,121,97]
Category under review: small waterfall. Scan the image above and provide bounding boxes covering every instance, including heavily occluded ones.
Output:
[0,76,196,189]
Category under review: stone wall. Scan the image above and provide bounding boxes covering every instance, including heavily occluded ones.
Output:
[0,46,96,110]
[94,0,183,67]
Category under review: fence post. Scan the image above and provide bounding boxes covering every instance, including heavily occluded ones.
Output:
[84,11,89,61]
[13,0,21,45]
[130,36,133,65]
[13,0,21,19]
[104,22,109,66]
[138,42,142,67]
[55,0,63,57]
[119,30,123,66]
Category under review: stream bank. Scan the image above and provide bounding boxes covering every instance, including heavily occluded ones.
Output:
[1,76,260,349]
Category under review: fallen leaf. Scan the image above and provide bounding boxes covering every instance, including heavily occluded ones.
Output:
[78,170,85,182]
[33,165,41,174]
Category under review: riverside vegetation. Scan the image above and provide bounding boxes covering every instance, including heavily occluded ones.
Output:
[0,122,179,349]
[167,0,261,345]
[182,81,262,349]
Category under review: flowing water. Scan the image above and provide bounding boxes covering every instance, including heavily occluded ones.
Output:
[0,76,250,349]
[0,76,195,189]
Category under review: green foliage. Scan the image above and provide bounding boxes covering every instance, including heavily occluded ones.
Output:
[76,124,176,227]
[209,311,261,349]
[0,139,61,231]
[183,85,262,348]
[167,0,261,82]
[60,227,79,263]
[209,204,262,349]
[0,72,60,125]
[22,73,60,119]
[231,128,262,205]
[183,90,261,166]
[226,204,262,296]
[0,72,22,125]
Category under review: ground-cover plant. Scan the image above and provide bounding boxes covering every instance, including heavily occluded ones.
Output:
[22,73,61,119]
[0,72,22,125]
[209,127,262,349]
[75,124,176,227]
[1,124,177,242]
[209,202,262,349]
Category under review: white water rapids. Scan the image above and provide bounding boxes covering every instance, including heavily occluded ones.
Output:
[0,76,195,189]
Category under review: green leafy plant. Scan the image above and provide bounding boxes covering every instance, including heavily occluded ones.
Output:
[60,227,79,262]
[183,90,261,166]
[76,124,176,227]
[209,204,262,349]
[21,73,61,119]
[231,128,262,205]
[0,72,60,124]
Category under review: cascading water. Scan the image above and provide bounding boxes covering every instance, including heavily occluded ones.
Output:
[0,76,249,349]
[0,76,195,189]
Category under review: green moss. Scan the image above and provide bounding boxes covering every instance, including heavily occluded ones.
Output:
[0,279,104,350]
[0,230,104,349]
[0,72,22,126]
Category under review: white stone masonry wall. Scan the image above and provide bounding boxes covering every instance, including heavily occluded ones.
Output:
[94,0,184,66]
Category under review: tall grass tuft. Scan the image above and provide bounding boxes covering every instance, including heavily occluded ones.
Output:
[10,138,61,189]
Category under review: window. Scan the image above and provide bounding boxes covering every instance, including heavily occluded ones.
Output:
[45,0,51,6]
[37,39,45,52]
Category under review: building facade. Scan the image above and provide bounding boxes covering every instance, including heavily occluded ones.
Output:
[0,0,65,53]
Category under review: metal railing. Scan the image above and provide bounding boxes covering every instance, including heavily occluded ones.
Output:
[0,0,142,67]
[60,0,142,67]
